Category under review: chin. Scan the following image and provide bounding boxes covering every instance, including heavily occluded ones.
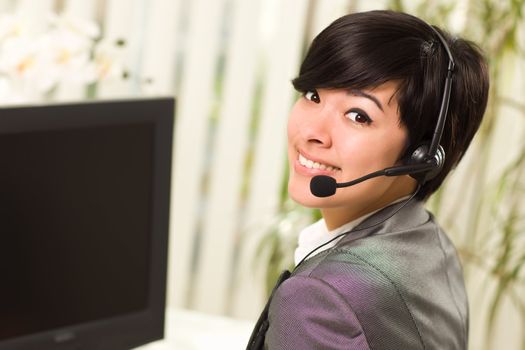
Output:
[288,180,327,208]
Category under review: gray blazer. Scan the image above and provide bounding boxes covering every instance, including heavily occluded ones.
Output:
[247,199,468,349]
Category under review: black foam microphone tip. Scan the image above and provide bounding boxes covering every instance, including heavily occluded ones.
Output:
[310,175,337,197]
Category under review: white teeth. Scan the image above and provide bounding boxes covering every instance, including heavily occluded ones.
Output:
[298,154,338,171]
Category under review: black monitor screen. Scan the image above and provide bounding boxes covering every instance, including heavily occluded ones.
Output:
[0,98,173,349]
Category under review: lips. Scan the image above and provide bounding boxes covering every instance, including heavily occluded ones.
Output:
[298,153,340,171]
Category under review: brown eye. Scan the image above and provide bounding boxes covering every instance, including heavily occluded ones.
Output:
[304,90,320,103]
[345,109,372,125]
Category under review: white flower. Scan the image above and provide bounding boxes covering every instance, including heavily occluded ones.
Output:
[0,14,35,42]
[0,12,117,102]
[93,38,127,81]
[49,13,100,40]
[39,27,98,86]
[0,35,55,93]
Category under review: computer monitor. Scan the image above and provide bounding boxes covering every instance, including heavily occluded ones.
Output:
[0,97,174,350]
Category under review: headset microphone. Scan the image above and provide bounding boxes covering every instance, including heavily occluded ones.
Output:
[310,162,438,197]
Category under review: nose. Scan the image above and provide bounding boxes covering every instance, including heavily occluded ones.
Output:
[301,106,333,148]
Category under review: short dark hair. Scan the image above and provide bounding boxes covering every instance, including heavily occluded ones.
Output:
[292,10,489,200]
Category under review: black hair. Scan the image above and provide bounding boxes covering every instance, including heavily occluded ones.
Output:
[292,10,489,200]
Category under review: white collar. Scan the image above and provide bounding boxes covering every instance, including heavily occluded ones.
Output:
[294,196,410,265]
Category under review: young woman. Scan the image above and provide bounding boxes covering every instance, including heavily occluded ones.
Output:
[247,10,489,350]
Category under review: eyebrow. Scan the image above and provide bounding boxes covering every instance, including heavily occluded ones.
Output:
[347,89,384,112]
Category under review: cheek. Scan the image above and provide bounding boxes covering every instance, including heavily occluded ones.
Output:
[387,125,410,160]
[287,119,296,141]
[337,137,366,164]
[377,129,409,165]
[336,127,408,171]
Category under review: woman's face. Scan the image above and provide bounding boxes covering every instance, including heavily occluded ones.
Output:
[287,82,414,228]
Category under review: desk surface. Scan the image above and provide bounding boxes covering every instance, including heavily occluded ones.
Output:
[134,308,255,350]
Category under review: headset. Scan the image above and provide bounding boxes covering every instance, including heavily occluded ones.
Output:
[310,26,455,198]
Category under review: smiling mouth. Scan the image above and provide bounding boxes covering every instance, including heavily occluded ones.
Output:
[298,154,341,171]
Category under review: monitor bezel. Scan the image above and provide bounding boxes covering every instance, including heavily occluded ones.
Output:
[0,97,174,350]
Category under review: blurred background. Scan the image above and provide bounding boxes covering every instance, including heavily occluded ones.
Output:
[1,0,524,349]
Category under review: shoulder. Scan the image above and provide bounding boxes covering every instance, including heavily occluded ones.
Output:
[305,249,422,329]
[266,252,427,349]
[266,273,370,349]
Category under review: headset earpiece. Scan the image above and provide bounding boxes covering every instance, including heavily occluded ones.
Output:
[409,144,430,164]
[406,143,445,183]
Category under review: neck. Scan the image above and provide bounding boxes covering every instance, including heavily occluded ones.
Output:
[321,177,417,231]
